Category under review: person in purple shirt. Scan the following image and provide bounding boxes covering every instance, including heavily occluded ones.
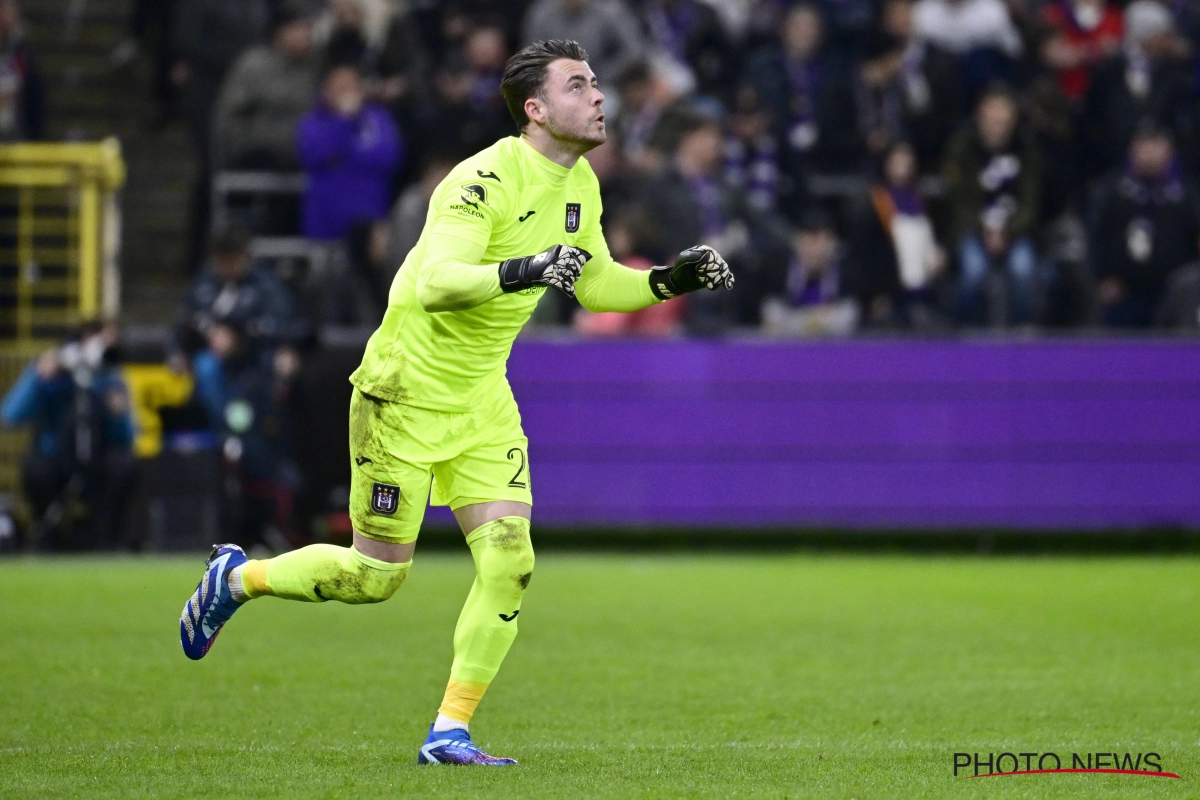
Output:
[297,63,403,240]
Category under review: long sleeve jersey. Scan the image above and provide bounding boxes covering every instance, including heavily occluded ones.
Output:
[351,135,660,411]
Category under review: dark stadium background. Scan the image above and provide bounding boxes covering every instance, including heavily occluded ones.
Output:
[1,0,1199,552]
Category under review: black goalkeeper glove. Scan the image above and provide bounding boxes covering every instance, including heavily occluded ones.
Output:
[648,245,735,300]
[498,244,592,297]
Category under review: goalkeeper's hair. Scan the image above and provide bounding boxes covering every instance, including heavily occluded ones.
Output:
[501,39,589,131]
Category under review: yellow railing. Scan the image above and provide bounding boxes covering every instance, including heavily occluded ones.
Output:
[0,139,125,342]
[0,141,125,503]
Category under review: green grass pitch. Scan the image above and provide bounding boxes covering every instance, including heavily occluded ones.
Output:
[1,553,1198,798]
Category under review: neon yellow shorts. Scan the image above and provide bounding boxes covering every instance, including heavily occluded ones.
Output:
[347,388,532,544]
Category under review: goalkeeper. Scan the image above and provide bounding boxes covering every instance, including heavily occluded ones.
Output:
[179,39,734,765]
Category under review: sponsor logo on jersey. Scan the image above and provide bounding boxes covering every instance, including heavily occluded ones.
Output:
[460,184,489,207]
[371,482,400,515]
[477,169,500,181]
[565,202,581,233]
[451,203,484,219]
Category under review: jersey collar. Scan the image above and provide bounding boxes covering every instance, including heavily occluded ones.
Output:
[517,136,573,186]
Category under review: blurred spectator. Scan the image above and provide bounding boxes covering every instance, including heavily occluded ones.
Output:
[1039,0,1122,105]
[611,60,680,169]
[1082,0,1193,177]
[341,219,394,320]
[1027,75,1082,221]
[745,4,864,181]
[761,209,862,335]
[1,323,135,550]
[944,86,1041,325]
[1091,122,1200,326]
[171,0,269,154]
[1026,76,1092,325]
[463,23,510,118]
[912,0,1023,92]
[574,206,685,335]
[0,0,43,141]
[297,64,403,240]
[851,141,945,327]
[812,0,878,55]
[522,0,644,86]
[192,321,301,550]
[724,85,781,213]
[410,27,513,161]
[0,0,42,141]
[858,0,967,170]
[630,113,774,328]
[388,155,456,279]
[419,1,532,53]
[183,226,297,346]
[316,0,429,108]
[642,0,735,98]
[171,0,270,269]
[1156,254,1200,329]
[213,6,318,170]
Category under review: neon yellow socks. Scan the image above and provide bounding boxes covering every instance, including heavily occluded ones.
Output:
[437,516,535,725]
[226,518,533,729]
[236,544,411,604]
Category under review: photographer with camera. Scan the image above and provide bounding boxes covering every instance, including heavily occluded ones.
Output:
[1,321,136,550]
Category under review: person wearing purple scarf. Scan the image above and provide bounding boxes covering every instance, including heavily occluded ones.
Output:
[743,4,864,184]
[850,141,944,328]
[761,208,862,335]
[297,63,403,240]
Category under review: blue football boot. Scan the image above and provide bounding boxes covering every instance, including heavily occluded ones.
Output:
[180,543,248,660]
[418,725,518,766]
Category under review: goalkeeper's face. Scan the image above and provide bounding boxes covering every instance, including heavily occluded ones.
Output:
[537,58,607,148]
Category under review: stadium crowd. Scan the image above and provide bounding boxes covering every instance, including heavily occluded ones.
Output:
[11,0,1200,551]
[134,0,1200,335]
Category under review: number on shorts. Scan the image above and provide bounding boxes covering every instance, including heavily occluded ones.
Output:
[507,447,527,488]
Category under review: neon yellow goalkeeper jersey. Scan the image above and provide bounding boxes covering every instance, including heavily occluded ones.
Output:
[350,135,623,412]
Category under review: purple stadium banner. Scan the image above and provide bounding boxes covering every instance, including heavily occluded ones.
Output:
[494,338,1200,530]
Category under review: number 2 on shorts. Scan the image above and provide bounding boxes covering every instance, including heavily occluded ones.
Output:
[507,447,528,488]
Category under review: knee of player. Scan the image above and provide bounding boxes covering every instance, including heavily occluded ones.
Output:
[511,544,535,580]
[477,520,535,586]
[365,566,409,603]
[339,551,411,604]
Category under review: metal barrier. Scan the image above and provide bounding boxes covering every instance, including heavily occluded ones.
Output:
[0,140,125,507]
[0,139,125,342]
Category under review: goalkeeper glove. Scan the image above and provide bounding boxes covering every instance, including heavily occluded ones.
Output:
[498,244,591,297]
[648,245,735,300]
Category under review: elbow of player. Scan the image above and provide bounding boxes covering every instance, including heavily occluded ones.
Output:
[573,287,600,313]
[417,286,448,313]
[416,280,462,313]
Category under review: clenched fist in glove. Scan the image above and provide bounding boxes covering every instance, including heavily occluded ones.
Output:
[498,244,592,297]
[647,245,735,300]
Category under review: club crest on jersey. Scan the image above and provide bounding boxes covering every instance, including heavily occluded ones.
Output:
[371,482,400,515]
[460,184,488,207]
[565,202,581,233]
